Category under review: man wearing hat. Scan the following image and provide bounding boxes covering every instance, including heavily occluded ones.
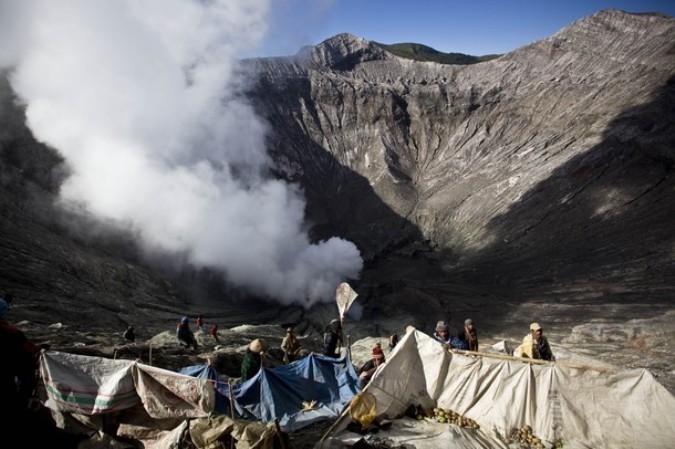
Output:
[433,321,452,347]
[358,345,386,388]
[281,327,302,364]
[519,322,555,361]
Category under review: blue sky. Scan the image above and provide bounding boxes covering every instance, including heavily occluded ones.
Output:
[254,0,675,57]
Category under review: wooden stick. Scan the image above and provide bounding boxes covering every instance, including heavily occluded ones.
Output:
[318,383,373,444]
[228,378,236,449]
[273,418,287,449]
[450,348,612,372]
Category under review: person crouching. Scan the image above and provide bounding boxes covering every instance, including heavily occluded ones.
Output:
[358,345,386,388]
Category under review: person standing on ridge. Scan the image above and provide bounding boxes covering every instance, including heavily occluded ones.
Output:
[196,314,205,332]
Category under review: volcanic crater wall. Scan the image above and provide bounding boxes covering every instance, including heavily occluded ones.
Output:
[247,10,675,303]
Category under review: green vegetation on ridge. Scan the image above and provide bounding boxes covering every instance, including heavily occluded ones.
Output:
[376,42,500,65]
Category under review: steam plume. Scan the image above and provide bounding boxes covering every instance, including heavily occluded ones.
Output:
[0,0,363,306]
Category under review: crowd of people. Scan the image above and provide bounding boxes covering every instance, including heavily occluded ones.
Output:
[170,312,555,388]
[0,289,554,411]
[0,287,558,445]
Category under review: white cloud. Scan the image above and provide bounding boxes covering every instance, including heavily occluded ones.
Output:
[0,0,363,306]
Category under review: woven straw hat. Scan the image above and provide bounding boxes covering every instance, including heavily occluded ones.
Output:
[249,338,268,354]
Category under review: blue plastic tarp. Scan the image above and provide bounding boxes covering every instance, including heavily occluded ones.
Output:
[182,353,360,432]
[178,364,219,381]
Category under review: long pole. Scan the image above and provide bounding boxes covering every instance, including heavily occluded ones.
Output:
[318,385,371,444]
[228,378,236,449]
[452,348,612,372]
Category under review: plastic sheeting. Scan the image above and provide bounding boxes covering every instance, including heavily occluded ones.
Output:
[40,351,139,414]
[320,330,675,449]
[40,349,360,443]
[198,353,361,432]
[40,351,214,418]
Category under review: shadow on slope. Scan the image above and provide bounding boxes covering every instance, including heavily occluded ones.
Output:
[451,75,675,315]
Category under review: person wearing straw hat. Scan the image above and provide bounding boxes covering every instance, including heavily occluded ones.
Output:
[518,322,555,361]
[241,338,268,381]
[358,345,386,388]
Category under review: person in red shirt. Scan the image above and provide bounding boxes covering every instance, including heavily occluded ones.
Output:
[210,323,220,344]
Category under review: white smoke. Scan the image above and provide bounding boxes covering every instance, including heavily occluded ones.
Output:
[0,0,363,306]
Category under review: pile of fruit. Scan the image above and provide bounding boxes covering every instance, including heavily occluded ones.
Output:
[496,425,563,448]
[427,407,480,429]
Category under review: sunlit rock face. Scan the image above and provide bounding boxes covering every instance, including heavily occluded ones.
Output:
[245,10,675,389]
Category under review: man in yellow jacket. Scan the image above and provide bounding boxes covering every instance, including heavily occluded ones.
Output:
[518,322,555,361]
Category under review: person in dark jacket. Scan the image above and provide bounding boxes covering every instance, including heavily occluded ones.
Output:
[433,320,468,350]
[241,338,267,381]
[388,332,398,351]
[322,319,343,357]
[176,317,198,351]
[0,299,42,420]
[123,325,136,343]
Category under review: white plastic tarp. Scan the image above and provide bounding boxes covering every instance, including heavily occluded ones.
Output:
[321,329,675,449]
[40,351,214,419]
